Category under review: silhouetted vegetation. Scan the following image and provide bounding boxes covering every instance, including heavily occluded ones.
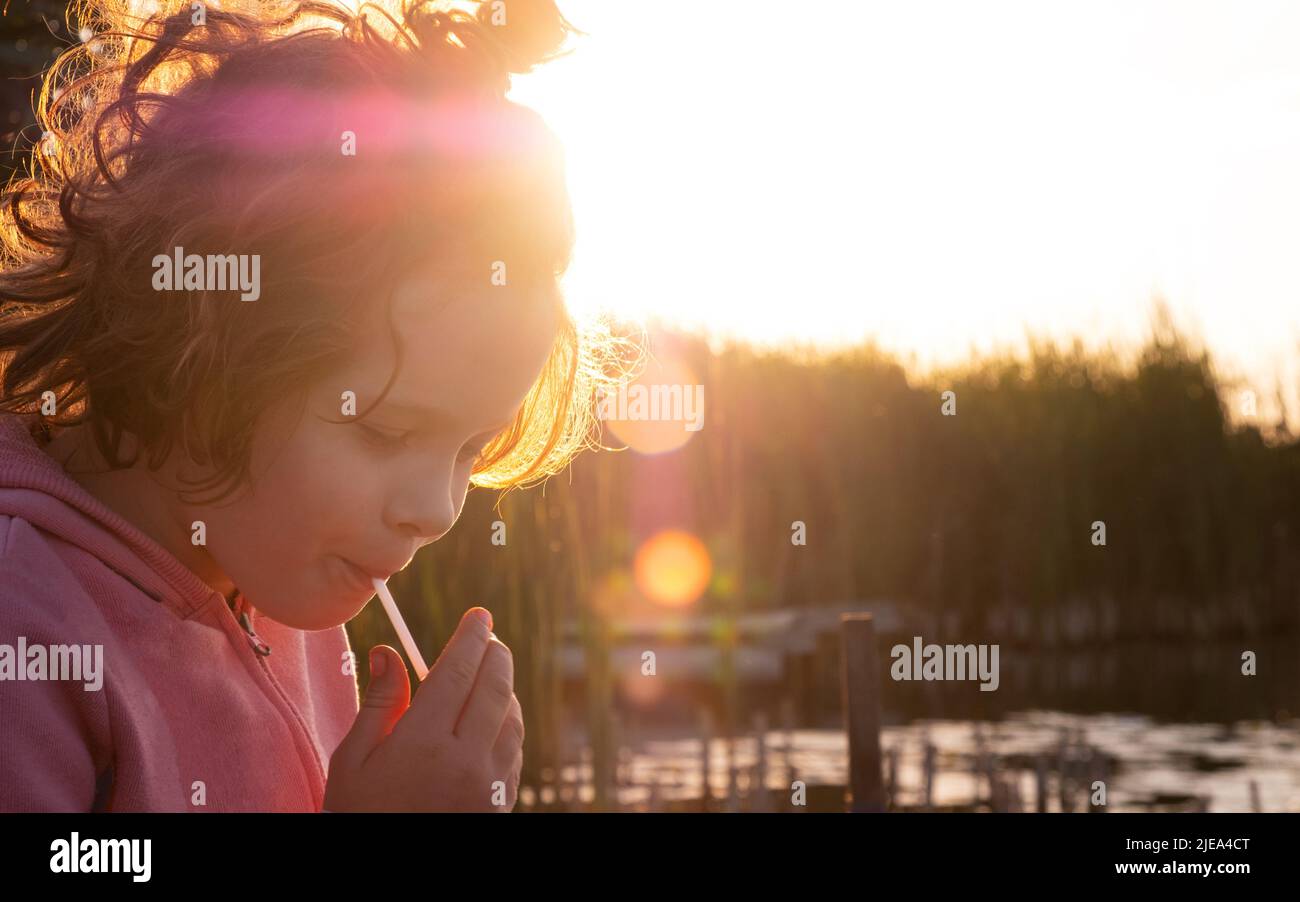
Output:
[346,303,1300,791]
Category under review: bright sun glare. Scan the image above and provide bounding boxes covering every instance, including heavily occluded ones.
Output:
[511,0,1300,424]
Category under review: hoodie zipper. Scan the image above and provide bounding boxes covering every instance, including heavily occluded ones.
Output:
[222,592,327,810]
[231,593,272,656]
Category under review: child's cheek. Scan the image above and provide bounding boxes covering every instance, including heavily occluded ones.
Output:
[249,417,376,550]
[297,422,384,525]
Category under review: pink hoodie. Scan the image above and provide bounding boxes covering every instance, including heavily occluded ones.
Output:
[0,413,359,811]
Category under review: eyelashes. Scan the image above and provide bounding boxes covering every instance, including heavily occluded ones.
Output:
[359,423,411,450]
[358,422,486,464]
[457,442,486,465]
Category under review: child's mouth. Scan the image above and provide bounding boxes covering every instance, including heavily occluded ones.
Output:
[336,556,382,594]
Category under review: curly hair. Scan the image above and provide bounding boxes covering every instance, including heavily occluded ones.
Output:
[0,0,636,503]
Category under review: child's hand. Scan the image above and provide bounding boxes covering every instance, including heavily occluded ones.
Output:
[324,608,525,812]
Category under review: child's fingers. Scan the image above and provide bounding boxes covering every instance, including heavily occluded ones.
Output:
[454,635,514,747]
[334,645,409,771]
[490,720,524,814]
[408,607,493,736]
[492,694,524,803]
[494,692,525,755]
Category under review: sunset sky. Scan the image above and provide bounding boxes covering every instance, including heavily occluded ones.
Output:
[512,0,1300,426]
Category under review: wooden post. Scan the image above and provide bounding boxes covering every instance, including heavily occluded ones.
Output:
[841,613,886,812]
[1007,773,1022,812]
[923,739,936,811]
[781,694,795,797]
[725,729,740,812]
[726,758,741,812]
[987,755,1001,812]
[885,746,899,811]
[1035,754,1048,813]
[1249,780,1262,813]
[610,710,623,810]
[753,711,771,812]
[1085,748,1102,813]
[699,707,714,812]
[1057,731,1071,813]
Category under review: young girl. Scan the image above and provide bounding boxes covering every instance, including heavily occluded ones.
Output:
[0,0,616,811]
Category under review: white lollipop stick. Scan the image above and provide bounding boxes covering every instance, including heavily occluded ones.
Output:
[372,577,429,681]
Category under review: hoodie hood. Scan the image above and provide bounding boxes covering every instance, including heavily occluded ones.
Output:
[0,412,359,812]
[0,413,226,619]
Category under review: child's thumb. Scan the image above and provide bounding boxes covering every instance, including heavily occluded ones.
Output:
[341,646,411,761]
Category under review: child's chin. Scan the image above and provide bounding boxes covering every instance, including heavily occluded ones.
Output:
[249,592,370,632]
[296,598,369,632]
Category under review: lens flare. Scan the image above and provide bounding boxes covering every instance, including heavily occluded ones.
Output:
[633,529,712,608]
[600,351,703,456]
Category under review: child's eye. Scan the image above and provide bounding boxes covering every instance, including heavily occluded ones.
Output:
[359,423,410,449]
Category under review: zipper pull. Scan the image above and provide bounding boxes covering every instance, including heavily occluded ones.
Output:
[233,595,272,656]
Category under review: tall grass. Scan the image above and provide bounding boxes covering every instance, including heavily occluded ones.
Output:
[347,304,1300,796]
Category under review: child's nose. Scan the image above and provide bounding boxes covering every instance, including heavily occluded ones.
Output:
[391,500,456,544]
[384,467,460,542]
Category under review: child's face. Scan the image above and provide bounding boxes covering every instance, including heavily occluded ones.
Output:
[183,266,557,630]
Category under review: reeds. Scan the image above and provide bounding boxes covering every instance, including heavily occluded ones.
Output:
[347,307,1300,809]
